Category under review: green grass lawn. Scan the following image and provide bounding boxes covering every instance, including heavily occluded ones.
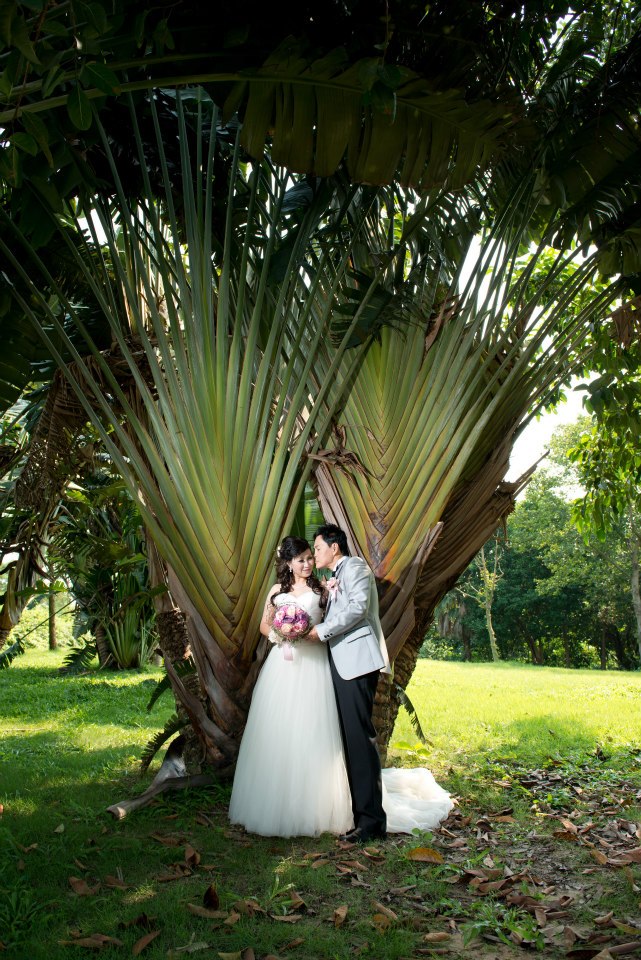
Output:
[1,647,640,959]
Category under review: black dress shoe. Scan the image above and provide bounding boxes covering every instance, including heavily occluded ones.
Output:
[339,826,387,843]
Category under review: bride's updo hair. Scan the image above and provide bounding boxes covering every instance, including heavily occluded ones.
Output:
[273,535,327,609]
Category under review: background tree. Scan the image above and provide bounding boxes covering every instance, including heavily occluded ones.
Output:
[569,373,641,666]
[458,539,504,661]
[429,418,640,668]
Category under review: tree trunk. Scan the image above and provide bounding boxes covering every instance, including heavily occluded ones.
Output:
[600,625,607,670]
[525,632,543,665]
[485,597,500,662]
[627,513,641,668]
[148,541,238,775]
[607,623,629,670]
[48,589,57,650]
[94,623,112,667]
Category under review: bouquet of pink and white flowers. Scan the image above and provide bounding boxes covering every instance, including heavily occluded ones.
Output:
[271,602,311,641]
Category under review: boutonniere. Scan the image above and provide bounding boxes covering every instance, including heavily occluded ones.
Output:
[326,577,341,600]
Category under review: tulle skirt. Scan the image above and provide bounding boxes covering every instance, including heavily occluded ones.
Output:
[229,640,354,837]
[382,766,454,834]
[229,640,454,838]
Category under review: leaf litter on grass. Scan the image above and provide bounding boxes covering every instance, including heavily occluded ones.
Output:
[8,703,641,960]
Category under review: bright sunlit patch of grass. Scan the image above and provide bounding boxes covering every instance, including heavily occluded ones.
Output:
[392,660,641,772]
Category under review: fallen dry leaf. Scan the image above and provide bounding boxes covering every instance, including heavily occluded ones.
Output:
[594,913,615,927]
[372,902,398,922]
[150,833,180,846]
[58,933,124,949]
[281,938,305,950]
[406,846,444,864]
[371,913,392,933]
[232,899,265,917]
[609,848,641,865]
[590,849,609,865]
[186,904,227,919]
[286,891,306,912]
[423,931,451,942]
[338,859,369,871]
[334,905,348,928]
[68,876,100,896]
[156,863,193,882]
[204,884,219,909]
[132,930,160,955]
[104,875,128,889]
[185,844,201,868]
[612,920,641,936]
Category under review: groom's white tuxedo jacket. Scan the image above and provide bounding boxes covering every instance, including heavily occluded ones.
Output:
[316,556,391,681]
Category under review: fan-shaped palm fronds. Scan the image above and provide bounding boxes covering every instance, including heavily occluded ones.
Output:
[1,91,432,763]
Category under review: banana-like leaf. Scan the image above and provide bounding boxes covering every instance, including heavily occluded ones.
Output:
[224,41,514,190]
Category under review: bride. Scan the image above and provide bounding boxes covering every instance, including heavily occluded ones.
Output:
[229,535,453,838]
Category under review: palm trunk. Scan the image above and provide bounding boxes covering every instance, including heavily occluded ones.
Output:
[94,623,112,667]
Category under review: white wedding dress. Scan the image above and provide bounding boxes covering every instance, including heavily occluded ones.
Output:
[229,590,453,838]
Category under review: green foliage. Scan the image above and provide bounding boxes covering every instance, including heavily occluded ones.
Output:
[51,474,161,669]
[461,898,544,949]
[0,634,24,669]
[0,875,47,952]
[59,637,96,674]
[430,417,641,669]
[146,659,196,713]
[140,713,187,774]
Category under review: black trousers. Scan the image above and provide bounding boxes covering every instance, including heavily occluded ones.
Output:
[329,652,386,833]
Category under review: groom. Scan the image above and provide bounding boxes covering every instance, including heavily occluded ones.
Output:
[308,524,391,842]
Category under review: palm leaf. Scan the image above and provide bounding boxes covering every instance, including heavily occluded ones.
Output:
[394,683,432,747]
[224,41,513,189]
[140,716,188,775]
[0,635,25,669]
[59,638,98,675]
[146,658,196,713]
[1,91,434,758]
